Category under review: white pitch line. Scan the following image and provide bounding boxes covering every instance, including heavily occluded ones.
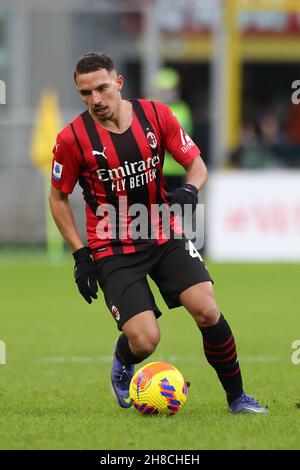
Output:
[33,354,280,364]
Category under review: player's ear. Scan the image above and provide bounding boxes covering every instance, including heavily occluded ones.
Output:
[116,75,124,92]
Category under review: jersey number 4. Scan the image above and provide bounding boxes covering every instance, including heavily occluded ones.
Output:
[188,240,203,261]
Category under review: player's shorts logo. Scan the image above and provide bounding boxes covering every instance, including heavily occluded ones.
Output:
[147,132,157,149]
[111,305,120,321]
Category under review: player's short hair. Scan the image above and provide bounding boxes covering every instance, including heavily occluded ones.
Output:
[74,52,115,82]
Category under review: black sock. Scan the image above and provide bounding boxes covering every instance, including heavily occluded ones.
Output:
[116,333,145,367]
[199,314,243,404]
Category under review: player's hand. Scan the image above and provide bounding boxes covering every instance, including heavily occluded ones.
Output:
[73,246,98,304]
[166,183,198,215]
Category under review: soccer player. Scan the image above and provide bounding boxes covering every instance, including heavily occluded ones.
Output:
[49,52,268,414]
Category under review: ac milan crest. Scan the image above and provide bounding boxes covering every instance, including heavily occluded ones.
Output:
[146,131,157,149]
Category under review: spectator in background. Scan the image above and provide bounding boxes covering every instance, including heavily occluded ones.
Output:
[153,67,194,190]
[229,119,259,168]
[230,111,292,168]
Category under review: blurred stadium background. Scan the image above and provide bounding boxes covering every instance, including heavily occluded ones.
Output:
[1,0,300,451]
[1,0,300,256]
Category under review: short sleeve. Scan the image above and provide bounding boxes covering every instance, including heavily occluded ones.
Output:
[51,133,81,195]
[156,102,201,167]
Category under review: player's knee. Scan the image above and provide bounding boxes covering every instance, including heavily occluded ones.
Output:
[131,330,160,358]
[192,303,220,328]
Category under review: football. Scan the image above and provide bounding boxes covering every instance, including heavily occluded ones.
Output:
[129,361,188,415]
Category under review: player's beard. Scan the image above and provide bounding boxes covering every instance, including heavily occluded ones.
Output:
[92,105,114,122]
[98,112,114,122]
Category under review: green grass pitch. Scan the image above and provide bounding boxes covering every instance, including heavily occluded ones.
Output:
[0,252,300,450]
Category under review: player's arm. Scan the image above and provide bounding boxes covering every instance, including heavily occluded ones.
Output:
[49,186,98,304]
[49,185,84,253]
[157,102,207,211]
[185,155,208,192]
[166,158,204,213]
[50,135,98,304]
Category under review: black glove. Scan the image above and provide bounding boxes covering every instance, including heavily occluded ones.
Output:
[166,183,198,215]
[73,246,98,304]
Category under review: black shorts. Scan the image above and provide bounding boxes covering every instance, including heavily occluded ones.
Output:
[96,237,212,330]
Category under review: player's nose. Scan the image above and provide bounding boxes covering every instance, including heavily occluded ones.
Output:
[91,90,102,105]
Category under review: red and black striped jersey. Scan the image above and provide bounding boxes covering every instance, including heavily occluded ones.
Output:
[51,99,201,260]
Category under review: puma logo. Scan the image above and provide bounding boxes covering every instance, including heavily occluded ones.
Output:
[92,147,107,159]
